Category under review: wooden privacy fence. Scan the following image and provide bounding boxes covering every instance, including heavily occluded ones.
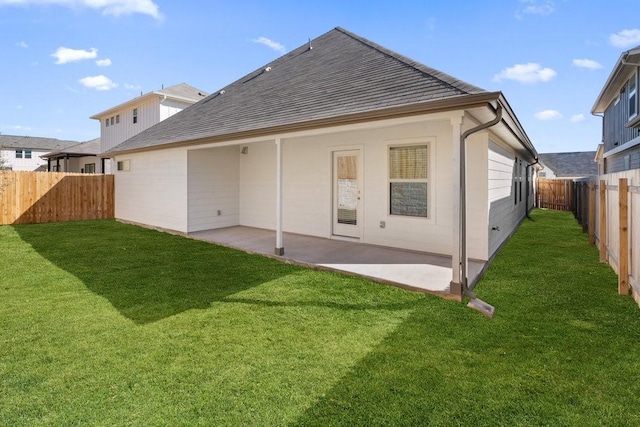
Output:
[0,171,114,225]
[537,178,574,211]
[572,171,640,307]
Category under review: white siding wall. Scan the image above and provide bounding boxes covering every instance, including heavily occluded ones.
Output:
[466,133,489,261]
[160,100,192,121]
[187,146,240,232]
[78,156,101,173]
[1,149,49,171]
[115,147,188,232]
[115,116,535,259]
[239,141,278,230]
[50,156,101,173]
[487,138,529,257]
[236,120,458,255]
[99,98,161,153]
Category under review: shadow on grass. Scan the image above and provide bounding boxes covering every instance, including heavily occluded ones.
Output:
[14,220,300,324]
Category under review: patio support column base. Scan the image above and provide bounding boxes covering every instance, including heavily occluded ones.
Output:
[449,281,463,302]
[274,247,284,256]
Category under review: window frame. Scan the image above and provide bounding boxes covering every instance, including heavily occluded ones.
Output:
[388,142,430,219]
[133,108,138,124]
[24,149,32,159]
[116,114,120,124]
[117,160,130,172]
[84,163,96,174]
[629,71,637,121]
[15,149,23,159]
[105,118,109,127]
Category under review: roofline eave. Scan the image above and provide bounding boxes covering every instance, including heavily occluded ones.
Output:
[89,91,204,120]
[107,91,534,158]
[592,46,640,114]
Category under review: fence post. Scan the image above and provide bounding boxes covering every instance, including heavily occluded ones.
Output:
[599,179,607,263]
[588,181,595,244]
[619,178,629,295]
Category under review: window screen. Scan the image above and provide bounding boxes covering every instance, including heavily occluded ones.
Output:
[389,145,428,217]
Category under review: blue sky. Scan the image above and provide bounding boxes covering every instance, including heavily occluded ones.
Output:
[1,0,640,154]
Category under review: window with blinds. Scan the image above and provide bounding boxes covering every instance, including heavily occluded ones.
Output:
[389,145,428,217]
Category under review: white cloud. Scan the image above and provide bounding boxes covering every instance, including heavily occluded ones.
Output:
[609,29,640,48]
[3,125,32,131]
[16,41,28,48]
[251,36,286,53]
[571,114,585,123]
[96,58,112,67]
[0,0,162,20]
[493,62,557,84]
[124,83,141,91]
[572,58,602,70]
[52,47,97,64]
[534,109,563,120]
[516,0,555,19]
[79,75,117,91]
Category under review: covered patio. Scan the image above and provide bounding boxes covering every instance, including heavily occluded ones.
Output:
[189,226,486,299]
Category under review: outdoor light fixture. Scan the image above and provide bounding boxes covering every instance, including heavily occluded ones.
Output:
[241,147,248,154]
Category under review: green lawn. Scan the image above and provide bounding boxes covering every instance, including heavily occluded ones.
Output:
[1,209,639,426]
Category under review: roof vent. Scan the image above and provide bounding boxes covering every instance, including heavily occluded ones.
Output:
[219,90,225,95]
[264,67,272,72]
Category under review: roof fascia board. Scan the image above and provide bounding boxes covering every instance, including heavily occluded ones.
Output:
[108,92,502,156]
[592,47,640,114]
[90,93,159,120]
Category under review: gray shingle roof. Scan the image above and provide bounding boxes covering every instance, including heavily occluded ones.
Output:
[109,27,487,153]
[42,138,101,158]
[539,151,598,177]
[0,134,79,151]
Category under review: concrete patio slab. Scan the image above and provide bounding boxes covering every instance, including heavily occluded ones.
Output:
[189,226,486,297]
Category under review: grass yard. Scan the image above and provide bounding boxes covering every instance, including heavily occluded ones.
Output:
[1,209,639,426]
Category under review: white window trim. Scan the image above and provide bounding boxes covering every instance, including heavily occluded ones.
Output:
[116,159,131,172]
[386,137,435,220]
[629,71,637,121]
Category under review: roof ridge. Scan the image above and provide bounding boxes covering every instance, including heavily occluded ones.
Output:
[334,27,485,95]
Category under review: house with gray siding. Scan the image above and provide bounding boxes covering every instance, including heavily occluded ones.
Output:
[592,45,640,173]
[106,27,540,299]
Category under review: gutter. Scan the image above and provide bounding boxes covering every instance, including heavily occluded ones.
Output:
[106,91,505,156]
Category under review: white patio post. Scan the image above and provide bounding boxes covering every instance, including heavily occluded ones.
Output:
[450,116,463,298]
[275,137,284,255]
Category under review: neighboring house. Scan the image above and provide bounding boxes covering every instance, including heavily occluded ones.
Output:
[90,83,208,173]
[0,134,78,171]
[592,44,640,173]
[538,151,598,179]
[107,27,540,297]
[41,138,102,173]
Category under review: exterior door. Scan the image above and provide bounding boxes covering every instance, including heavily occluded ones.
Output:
[332,149,362,238]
